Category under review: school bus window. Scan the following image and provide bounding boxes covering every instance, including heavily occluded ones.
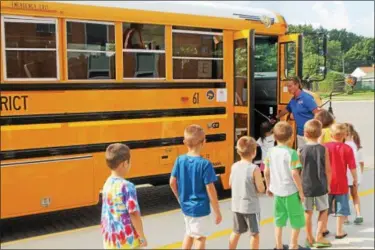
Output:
[3,17,58,79]
[234,39,247,106]
[66,21,115,80]
[172,27,223,79]
[122,23,165,79]
[280,42,296,79]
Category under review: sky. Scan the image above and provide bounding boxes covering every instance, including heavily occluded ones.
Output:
[63,1,374,38]
[218,1,374,38]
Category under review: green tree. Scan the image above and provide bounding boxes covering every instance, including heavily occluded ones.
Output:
[327,40,343,72]
[344,38,375,73]
[328,29,363,53]
[288,24,374,77]
[255,42,277,72]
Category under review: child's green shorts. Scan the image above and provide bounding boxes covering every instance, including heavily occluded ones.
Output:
[274,192,305,229]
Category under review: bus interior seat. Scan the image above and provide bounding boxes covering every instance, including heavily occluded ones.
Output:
[134,53,158,78]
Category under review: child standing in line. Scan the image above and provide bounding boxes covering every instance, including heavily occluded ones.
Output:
[229,136,265,250]
[101,143,147,249]
[344,123,363,225]
[299,120,332,248]
[264,121,305,250]
[170,124,222,250]
[353,130,365,174]
[325,124,358,239]
[257,121,275,172]
[315,109,335,144]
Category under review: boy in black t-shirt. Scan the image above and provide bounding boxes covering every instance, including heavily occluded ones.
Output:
[299,119,332,248]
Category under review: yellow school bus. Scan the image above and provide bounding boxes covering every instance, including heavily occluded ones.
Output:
[0,1,326,219]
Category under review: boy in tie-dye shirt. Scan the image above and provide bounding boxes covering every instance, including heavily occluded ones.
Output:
[101,143,147,249]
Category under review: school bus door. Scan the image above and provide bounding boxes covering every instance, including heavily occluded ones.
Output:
[277,34,302,148]
[233,29,255,162]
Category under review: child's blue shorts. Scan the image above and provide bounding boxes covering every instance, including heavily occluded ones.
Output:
[328,194,350,217]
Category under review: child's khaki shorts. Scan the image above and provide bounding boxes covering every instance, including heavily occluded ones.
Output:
[184,215,211,238]
[304,194,329,211]
[232,212,260,235]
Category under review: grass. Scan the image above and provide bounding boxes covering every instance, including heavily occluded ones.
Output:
[319,90,374,101]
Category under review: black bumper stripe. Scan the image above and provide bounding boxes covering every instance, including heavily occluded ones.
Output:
[0,134,226,161]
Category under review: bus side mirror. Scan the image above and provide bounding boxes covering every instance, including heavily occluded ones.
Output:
[316,33,328,81]
[321,35,328,57]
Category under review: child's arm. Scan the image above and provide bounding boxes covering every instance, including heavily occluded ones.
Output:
[206,183,222,224]
[129,212,147,247]
[124,185,147,247]
[204,162,222,224]
[169,176,179,203]
[350,169,358,185]
[263,152,272,196]
[264,166,272,196]
[346,146,358,186]
[169,159,180,203]
[360,162,365,174]
[325,147,331,193]
[291,150,304,202]
[292,169,304,202]
[253,167,265,193]
[358,149,365,173]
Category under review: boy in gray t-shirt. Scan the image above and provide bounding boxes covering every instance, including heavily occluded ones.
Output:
[229,136,265,249]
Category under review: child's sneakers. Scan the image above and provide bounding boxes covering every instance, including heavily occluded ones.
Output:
[354,216,363,225]
[306,238,332,248]
[305,239,314,248]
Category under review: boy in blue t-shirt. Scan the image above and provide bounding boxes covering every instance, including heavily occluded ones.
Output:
[170,124,222,249]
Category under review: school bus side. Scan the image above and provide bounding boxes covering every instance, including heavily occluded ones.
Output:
[0,1,287,219]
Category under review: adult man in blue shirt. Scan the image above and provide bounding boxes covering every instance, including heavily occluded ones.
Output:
[276,77,320,148]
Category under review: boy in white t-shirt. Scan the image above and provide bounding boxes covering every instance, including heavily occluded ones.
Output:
[344,123,363,225]
[256,121,275,172]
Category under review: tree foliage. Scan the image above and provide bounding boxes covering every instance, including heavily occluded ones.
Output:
[234,24,373,93]
[344,38,375,72]
[289,24,374,76]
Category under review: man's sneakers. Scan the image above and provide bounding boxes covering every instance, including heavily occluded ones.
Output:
[354,216,364,225]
